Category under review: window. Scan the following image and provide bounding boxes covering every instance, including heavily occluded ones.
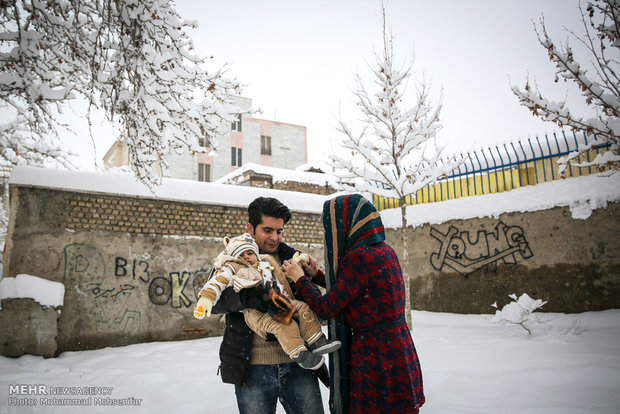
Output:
[260,135,272,155]
[231,114,242,131]
[198,126,212,150]
[198,163,211,182]
[198,130,211,149]
[198,136,210,150]
[231,146,242,167]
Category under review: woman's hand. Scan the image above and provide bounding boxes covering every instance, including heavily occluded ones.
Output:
[301,255,319,277]
[282,259,305,283]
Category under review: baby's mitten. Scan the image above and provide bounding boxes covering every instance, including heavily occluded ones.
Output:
[193,296,213,319]
[292,252,309,264]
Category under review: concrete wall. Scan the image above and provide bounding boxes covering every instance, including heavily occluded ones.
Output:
[2,184,323,356]
[386,203,620,314]
[0,298,59,358]
[3,175,619,358]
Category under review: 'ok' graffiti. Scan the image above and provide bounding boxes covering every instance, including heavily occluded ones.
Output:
[430,221,533,277]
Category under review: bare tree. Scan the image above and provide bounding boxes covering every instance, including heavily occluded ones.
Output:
[512,0,619,175]
[329,5,458,328]
[0,0,242,187]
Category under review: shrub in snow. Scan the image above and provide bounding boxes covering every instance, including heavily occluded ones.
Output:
[561,319,590,336]
[491,293,548,335]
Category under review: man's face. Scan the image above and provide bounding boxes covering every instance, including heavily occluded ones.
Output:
[247,215,284,254]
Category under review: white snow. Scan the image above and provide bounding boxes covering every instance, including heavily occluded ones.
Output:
[8,166,328,214]
[0,310,619,413]
[0,274,65,309]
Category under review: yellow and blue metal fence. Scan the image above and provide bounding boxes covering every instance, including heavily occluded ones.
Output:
[372,131,614,211]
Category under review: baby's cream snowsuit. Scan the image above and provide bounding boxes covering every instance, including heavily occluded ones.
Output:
[199,253,323,358]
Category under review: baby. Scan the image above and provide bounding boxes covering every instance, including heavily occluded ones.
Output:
[194,233,340,370]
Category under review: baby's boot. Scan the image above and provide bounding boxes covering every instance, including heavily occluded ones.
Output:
[293,350,325,370]
[309,336,342,355]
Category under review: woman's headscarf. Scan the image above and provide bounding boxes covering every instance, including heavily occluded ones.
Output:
[322,194,385,414]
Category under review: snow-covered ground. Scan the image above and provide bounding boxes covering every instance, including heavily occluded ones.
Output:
[1,310,619,414]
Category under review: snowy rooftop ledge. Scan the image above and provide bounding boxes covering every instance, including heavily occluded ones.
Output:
[381,172,620,229]
[9,166,330,214]
[214,162,339,187]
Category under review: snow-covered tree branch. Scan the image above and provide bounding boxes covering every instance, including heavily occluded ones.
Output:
[512,0,619,175]
[0,0,242,187]
[329,4,459,328]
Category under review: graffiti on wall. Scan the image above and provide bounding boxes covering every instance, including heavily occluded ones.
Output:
[63,244,211,334]
[113,255,202,308]
[63,243,141,335]
[149,272,192,307]
[430,221,533,277]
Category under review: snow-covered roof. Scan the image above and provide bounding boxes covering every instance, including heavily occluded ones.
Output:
[214,162,339,187]
[9,166,328,213]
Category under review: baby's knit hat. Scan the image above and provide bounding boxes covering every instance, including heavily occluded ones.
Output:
[224,233,259,258]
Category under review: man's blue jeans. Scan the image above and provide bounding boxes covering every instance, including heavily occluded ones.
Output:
[235,362,325,414]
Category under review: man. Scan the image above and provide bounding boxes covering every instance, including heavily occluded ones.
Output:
[211,197,327,414]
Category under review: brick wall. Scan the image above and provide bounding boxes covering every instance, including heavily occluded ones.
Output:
[273,181,335,195]
[63,192,323,243]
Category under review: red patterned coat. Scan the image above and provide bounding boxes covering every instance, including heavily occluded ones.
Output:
[295,241,425,413]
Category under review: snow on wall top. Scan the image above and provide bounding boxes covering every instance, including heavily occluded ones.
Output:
[0,274,65,308]
[381,172,620,229]
[8,166,620,229]
[9,166,329,213]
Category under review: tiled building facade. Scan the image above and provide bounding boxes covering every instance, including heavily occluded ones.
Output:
[103,97,308,182]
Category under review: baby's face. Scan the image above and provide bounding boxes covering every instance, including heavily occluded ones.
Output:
[240,250,258,265]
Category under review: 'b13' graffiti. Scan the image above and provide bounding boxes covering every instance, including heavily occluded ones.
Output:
[430,221,533,277]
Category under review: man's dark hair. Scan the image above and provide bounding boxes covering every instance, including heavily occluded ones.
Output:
[248,197,291,228]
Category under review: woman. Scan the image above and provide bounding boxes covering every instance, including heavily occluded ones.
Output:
[282,194,425,414]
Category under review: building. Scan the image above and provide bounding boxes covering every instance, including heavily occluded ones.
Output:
[103,97,308,182]
[102,140,130,171]
[214,162,338,195]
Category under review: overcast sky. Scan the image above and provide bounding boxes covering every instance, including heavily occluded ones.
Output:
[69,0,590,170]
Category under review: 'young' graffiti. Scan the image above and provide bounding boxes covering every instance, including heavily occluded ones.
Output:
[430,221,533,277]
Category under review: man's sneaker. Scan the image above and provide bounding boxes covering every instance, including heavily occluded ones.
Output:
[293,350,325,370]
[309,337,342,355]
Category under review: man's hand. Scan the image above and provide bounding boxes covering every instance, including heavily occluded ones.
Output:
[282,259,305,283]
[292,252,319,277]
